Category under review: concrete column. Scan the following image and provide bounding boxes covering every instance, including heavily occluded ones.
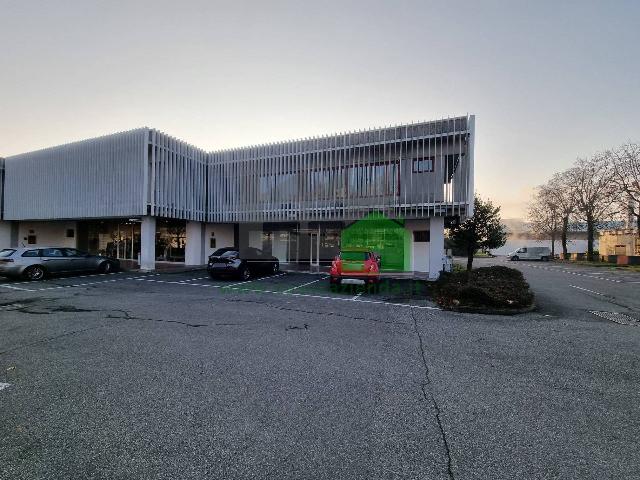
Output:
[185,221,205,266]
[0,221,12,249]
[140,216,156,271]
[429,216,445,280]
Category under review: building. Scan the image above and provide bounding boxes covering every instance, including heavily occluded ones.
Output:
[599,229,640,257]
[0,116,475,279]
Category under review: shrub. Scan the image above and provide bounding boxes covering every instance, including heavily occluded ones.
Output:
[435,266,534,311]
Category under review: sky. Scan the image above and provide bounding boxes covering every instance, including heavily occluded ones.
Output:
[1,0,639,218]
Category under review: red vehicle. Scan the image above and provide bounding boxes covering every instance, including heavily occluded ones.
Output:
[329,248,380,286]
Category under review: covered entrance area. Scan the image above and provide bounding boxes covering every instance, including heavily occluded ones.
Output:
[238,222,342,272]
[77,218,187,269]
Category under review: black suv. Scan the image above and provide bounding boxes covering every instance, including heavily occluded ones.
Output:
[207,247,280,280]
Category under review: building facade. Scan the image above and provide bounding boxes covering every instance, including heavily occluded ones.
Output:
[0,116,475,279]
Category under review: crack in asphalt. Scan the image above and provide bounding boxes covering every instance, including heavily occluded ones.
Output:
[0,306,207,356]
[0,321,123,356]
[223,296,412,328]
[105,309,207,328]
[410,309,455,480]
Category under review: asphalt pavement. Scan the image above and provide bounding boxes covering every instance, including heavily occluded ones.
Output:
[0,263,638,479]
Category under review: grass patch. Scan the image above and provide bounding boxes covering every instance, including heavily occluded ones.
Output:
[435,266,534,313]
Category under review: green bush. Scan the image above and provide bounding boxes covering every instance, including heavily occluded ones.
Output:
[435,266,534,311]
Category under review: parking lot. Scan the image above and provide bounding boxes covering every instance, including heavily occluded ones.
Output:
[1,266,639,479]
[0,269,436,309]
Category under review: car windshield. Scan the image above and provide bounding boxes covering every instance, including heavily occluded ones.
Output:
[341,251,367,261]
[211,249,238,258]
[0,249,15,258]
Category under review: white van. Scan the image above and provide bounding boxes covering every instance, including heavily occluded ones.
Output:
[509,246,552,261]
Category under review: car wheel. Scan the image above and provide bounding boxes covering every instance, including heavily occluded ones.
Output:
[98,261,112,274]
[329,277,341,285]
[271,262,279,274]
[240,267,251,281]
[511,256,519,261]
[24,265,46,281]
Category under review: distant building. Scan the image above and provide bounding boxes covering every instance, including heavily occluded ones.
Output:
[0,116,475,279]
[599,230,640,256]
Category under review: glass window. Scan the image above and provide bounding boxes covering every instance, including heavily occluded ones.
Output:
[341,251,367,261]
[413,231,430,242]
[413,157,434,173]
[211,249,238,258]
[27,235,37,245]
[21,250,41,257]
[42,248,64,257]
[0,249,16,258]
[63,248,87,257]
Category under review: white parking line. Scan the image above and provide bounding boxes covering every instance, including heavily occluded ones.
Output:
[569,285,606,296]
[224,273,287,288]
[525,264,625,283]
[0,383,11,391]
[352,291,364,301]
[126,275,438,310]
[282,276,329,293]
[0,284,37,292]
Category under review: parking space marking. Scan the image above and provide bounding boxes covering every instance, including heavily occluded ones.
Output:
[523,264,627,283]
[0,273,167,293]
[226,285,439,310]
[121,274,438,309]
[569,285,606,296]
[223,272,287,288]
[282,276,329,293]
[9,271,124,286]
[0,284,37,292]
[0,383,11,391]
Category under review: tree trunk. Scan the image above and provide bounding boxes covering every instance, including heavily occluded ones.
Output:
[550,231,556,257]
[466,247,474,272]
[637,214,640,232]
[586,216,595,261]
[561,216,569,257]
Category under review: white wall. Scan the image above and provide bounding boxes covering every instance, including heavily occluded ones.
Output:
[404,217,445,278]
[17,221,77,248]
[0,221,13,249]
[204,224,234,258]
[405,219,429,273]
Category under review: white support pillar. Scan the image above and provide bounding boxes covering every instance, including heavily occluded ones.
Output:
[0,221,12,249]
[429,216,445,280]
[185,221,205,266]
[140,216,156,271]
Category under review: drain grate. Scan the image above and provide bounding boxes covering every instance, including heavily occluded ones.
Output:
[590,311,639,326]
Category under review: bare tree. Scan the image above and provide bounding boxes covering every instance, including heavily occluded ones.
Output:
[607,142,640,230]
[567,154,618,260]
[528,184,561,257]
[546,171,576,256]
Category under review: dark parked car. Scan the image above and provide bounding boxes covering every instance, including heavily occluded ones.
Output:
[207,247,279,280]
[0,247,120,280]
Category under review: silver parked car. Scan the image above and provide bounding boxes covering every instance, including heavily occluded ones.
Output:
[0,247,120,280]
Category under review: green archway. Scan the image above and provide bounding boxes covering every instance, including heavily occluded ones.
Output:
[341,212,409,271]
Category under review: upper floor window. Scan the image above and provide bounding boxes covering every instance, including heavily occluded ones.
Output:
[412,157,434,173]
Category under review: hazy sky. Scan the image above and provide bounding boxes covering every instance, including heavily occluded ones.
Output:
[1,0,639,218]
